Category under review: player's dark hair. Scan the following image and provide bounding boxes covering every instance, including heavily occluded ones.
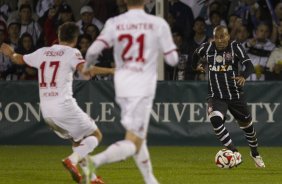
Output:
[58,22,79,43]
[127,0,144,6]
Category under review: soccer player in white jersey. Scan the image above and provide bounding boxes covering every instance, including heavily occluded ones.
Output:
[83,0,179,183]
[0,22,113,184]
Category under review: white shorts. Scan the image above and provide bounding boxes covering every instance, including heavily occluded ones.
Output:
[116,96,154,139]
[42,100,97,142]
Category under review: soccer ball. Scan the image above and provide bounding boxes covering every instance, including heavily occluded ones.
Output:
[215,149,236,169]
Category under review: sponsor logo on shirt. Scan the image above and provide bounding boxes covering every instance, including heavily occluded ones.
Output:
[209,65,233,72]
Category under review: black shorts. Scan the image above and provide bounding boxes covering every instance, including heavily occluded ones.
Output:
[207,96,252,123]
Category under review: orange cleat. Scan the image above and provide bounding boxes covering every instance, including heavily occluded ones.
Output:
[62,158,82,183]
[91,176,105,184]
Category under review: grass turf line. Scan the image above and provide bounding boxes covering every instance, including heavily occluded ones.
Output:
[0,146,281,184]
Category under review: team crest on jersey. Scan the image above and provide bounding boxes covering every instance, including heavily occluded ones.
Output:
[215,55,223,63]
[224,52,232,61]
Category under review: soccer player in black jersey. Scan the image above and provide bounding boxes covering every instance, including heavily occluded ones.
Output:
[193,25,265,168]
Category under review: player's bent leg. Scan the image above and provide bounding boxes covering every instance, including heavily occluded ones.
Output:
[83,134,138,183]
[80,156,105,184]
[238,121,265,168]
[209,111,237,152]
[73,136,99,159]
[238,121,259,154]
[63,137,99,183]
[62,157,82,183]
[75,129,103,184]
[64,135,99,183]
[90,131,139,168]
[133,140,159,184]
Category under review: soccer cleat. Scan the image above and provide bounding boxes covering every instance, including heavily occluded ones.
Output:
[80,156,96,184]
[233,151,243,166]
[250,152,265,168]
[91,176,105,184]
[62,158,82,183]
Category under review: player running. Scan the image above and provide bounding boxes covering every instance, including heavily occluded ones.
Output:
[193,25,265,168]
[0,22,113,183]
[82,0,179,183]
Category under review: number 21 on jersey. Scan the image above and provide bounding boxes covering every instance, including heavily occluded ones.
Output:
[118,34,145,63]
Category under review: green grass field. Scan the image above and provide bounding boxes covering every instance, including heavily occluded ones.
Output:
[0,146,281,184]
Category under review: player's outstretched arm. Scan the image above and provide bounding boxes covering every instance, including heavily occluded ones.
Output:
[0,43,25,65]
[82,65,114,77]
[87,65,115,76]
[84,41,107,72]
[78,63,114,79]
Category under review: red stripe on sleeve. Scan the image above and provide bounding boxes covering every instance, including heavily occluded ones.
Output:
[164,49,177,55]
[96,39,110,48]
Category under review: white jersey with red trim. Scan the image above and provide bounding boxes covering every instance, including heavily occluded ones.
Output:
[23,45,85,117]
[96,9,176,97]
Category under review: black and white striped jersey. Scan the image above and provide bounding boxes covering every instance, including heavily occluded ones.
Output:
[193,40,254,100]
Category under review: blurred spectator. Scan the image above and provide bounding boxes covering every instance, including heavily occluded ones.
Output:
[166,12,181,34]
[87,0,118,22]
[267,38,282,80]
[14,32,37,80]
[235,24,251,43]
[15,32,36,56]
[200,1,229,25]
[74,33,92,80]
[18,4,42,46]
[243,22,275,81]
[271,22,280,45]
[116,0,127,14]
[233,0,259,27]
[37,0,65,34]
[84,23,100,41]
[58,3,75,23]
[0,24,13,80]
[76,5,103,34]
[17,0,34,10]
[43,3,75,46]
[172,31,189,80]
[188,17,208,80]
[228,14,241,40]
[77,33,92,58]
[145,0,155,15]
[0,18,7,35]
[0,0,11,21]
[8,0,38,24]
[206,11,226,39]
[169,0,194,40]
[35,0,53,18]
[274,2,282,20]
[271,17,282,45]
[227,14,251,43]
[5,19,20,49]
